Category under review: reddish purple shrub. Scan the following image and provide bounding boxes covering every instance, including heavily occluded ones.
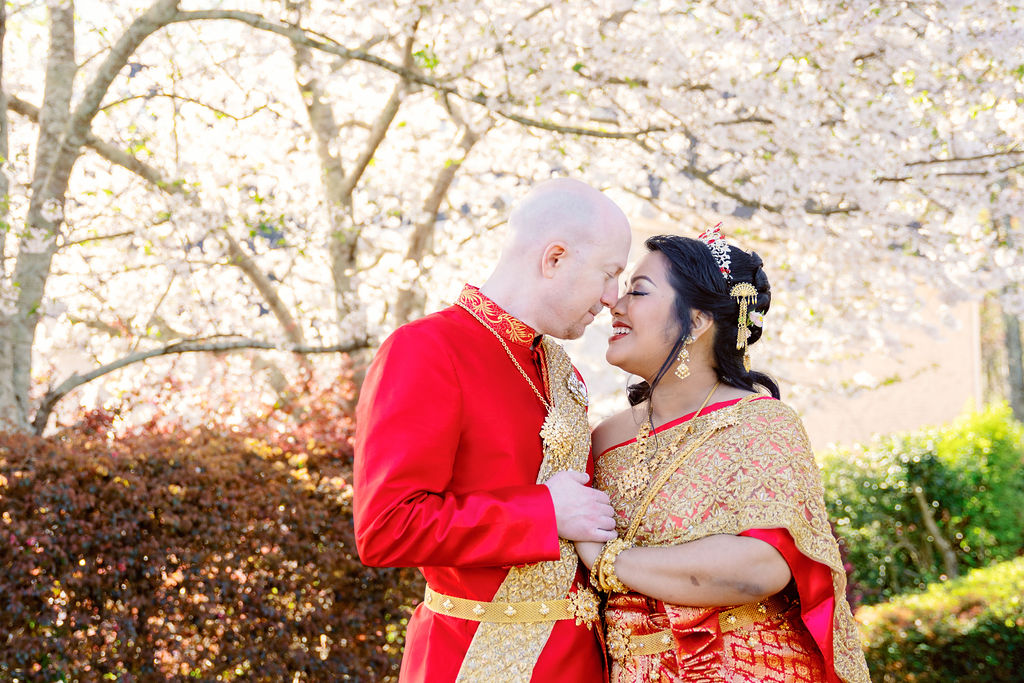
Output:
[0,378,421,681]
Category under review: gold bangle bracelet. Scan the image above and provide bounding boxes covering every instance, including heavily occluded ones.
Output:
[589,540,613,591]
[598,538,632,593]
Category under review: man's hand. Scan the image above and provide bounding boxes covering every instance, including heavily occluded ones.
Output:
[544,470,617,542]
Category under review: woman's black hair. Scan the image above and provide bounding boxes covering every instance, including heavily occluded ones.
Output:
[627,234,780,406]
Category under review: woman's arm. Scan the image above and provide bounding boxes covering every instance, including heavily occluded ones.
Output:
[578,534,791,606]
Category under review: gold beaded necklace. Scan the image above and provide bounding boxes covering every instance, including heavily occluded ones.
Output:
[618,381,720,500]
[456,300,551,411]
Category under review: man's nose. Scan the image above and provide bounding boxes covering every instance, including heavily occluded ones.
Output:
[600,280,619,308]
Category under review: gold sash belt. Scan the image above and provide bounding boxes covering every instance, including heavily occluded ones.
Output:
[607,592,795,661]
[423,584,600,626]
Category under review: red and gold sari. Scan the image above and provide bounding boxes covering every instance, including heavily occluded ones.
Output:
[594,396,870,683]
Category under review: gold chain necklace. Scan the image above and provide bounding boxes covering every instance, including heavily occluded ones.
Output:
[619,381,720,500]
[456,301,551,411]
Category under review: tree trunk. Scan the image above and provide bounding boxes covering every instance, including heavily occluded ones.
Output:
[978,296,1007,405]
[0,3,75,431]
[0,0,20,431]
[0,0,8,271]
[911,486,959,580]
[1004,312,1024,422]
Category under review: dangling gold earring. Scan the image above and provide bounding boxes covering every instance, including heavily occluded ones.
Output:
[674,336,694,379]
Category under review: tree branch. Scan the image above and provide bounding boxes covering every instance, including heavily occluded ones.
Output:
[11,94,309,355]
[61,229,136,248]
[393,101,491,324]
[221,229,305,345]
[39,0,181,205]
[171,9,660,140]
[337,33,414,200]
[66,0,180,149]
[714,116,773,126]
[31,336,372,434]
[9,94,189,194]
[905,147,1023,167]
[11,93,309,360]
[99,91,268,121]
[911,486,959,579]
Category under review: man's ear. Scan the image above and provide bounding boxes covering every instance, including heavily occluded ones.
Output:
[540,241,569,279]
[690,309,715,340]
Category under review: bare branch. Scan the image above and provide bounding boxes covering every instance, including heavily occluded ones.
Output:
[61,229,136,248]
[38,0,181,206]
[171,9,660,140]
[714,116,773,126]
[9,94,189,194]
[905,146,1023,167]
[293,43,346,201]
[805,199,860,215]
[337,34,414,200]
[66,0,180,147]
[31,335,372,434]
[393,101,492,323]
[221,229,305,345]
[911,486,959,579]
[99,91,268,121]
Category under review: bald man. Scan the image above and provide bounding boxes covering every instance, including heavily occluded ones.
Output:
[354,179,631,682]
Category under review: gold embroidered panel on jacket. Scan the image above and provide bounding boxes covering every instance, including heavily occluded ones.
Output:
[455,338,593,683]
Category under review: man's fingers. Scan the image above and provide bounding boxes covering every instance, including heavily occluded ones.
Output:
[565,470,590,484]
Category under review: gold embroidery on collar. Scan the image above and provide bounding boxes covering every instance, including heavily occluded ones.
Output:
[457,284,536,347]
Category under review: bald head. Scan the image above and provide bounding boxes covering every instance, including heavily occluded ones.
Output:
[504,178,629,258]
[482,178,632,339]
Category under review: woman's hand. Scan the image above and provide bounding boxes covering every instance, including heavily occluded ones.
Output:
[574,540,606,570]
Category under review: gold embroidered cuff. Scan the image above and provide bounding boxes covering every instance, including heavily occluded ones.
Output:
[422,585,600,627]
[597,538,632,593]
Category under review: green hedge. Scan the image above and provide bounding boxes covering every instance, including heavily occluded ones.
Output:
[858,556,1024,682]
[821,404,1024,605]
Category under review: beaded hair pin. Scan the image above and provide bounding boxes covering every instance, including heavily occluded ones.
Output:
[697,222,731,280]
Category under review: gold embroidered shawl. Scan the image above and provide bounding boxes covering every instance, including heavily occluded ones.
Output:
[456,338,591,682]
[595,397,870,683]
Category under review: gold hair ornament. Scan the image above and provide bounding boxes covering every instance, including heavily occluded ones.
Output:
[730,282,758,372]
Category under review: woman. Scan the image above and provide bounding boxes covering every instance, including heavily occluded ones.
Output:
[577,229,869,682]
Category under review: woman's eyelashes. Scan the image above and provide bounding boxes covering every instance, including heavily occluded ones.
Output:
[626,289,648,296]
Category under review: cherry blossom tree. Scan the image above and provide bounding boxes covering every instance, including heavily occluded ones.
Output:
[1,0,1021,433]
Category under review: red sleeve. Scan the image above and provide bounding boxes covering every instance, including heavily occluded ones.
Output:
[353,324,560,568]
[740,528,841,683]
